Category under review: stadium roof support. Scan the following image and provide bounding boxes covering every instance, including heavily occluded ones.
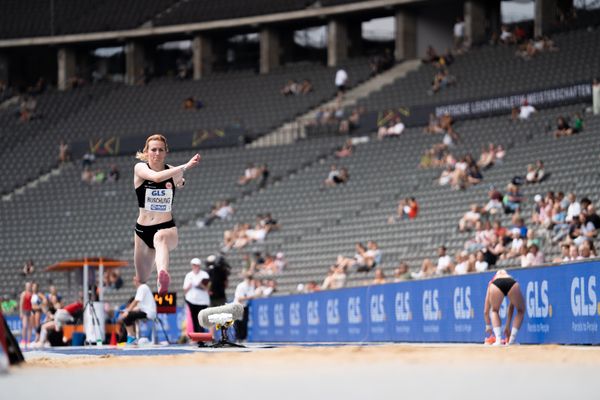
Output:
[535,0,558,37]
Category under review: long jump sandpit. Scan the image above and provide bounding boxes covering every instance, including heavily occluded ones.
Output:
[4,344,600,400]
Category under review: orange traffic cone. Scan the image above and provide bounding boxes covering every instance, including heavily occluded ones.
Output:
[109,331,117,346]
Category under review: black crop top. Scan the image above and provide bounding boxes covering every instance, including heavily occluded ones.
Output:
[135,164,176,212]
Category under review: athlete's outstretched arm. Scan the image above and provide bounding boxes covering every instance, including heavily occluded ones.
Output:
[135,154,200,183]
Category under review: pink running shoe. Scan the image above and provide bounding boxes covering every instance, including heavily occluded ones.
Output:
[157,270,170,294]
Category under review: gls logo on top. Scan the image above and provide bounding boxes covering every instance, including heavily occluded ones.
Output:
[526,280,552,318]
[258,304,270,327]
[289,302,301,326]
[571,276,599,317]
[395,291,411,322]
[327,299,340,325]
[274,303,285,327]
[307,300,320,325]
[370,294,386,323]
[453,286,474,320]
[347,296,362,324]
[422,289,441,321]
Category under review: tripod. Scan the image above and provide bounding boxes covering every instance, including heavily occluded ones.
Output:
[151,316,171,345]
[212,321,245,348]
[83,300,103,345]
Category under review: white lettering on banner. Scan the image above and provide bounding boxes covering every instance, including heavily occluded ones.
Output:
[144,188,173,212]
[274,303,284,327]
[348,297,362,324]
[453,286,473,320]
[258,304,269,328]
[526,281,551,318]
[307,300,319,326]
[370,294,386,323]
[423,289,441,321]
[571,276,598,317]
[289,302,301,326]
[327,298,340,325]
[395,291,411,322]
[435,84,591,118]
[571,322,598,332]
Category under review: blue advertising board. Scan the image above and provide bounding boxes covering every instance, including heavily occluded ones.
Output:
[249,261,600,344]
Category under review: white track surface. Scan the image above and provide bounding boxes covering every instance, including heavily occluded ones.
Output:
[3,344,600,400]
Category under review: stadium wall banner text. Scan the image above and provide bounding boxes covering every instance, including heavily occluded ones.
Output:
[353,82,592,134]
[249,261,600,344]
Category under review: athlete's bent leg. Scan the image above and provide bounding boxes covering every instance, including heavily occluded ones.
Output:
[507,283,525,344]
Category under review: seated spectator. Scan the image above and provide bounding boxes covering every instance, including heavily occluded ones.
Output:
[453,251,474,275]
[565,192,581,223]
[467,164,483,185]
[553,116,575,138]
[197,200,234,228]
[571,112,584,133]
[502,228,525,259]
[238,163,261,185]
[299,79,313,95]
[422,45,439,63]
[22,259,35,276]
[58,140,70,165]
[483,185,504,216]
[514,100,536,120]
[388,197,419,224]
[413,246,453,279]
[335,139,354,158]
[81,151,96,168]
[424,113,445,134]
[525,160,545,184]
[274,252,287,273]
[338,107,364,135]
[370,268,387,285]
[393,262,412,282]
[494,144,506,163]
[429,69,456,94]
[117,276,157,345]
[34,297,84,348]
[108,164,120,182]
[521,244,545,267]
[92,169,106,184]
[321,265,347,290]
[183,96,203,109]
[304,281,321,293]
[435,48,455,69]
[459,204,481,232]
[499,25,515,44]
[281,80,300,96]
[324,165,349,186]
[477,144,496,170]
[355,241,382,273]
[475,250,489,272]
[377,116,405,139]
[503,183,524,214]
[552,243,571,263]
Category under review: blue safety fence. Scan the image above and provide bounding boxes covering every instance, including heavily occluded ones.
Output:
[248,261,600,344]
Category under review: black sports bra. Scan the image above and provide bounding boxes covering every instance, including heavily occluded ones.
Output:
[135,164,176,211]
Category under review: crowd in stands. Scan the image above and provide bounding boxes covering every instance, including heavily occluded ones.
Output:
[222,213,279,251]
[280,79,313,96]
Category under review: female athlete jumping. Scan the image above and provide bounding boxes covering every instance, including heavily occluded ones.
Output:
[484,269,525,345]
[134,134,200,293]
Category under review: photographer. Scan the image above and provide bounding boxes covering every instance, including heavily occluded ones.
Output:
[206,254,231,307]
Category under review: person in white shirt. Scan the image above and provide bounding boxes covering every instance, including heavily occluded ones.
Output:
[565,192,581,222]
[335,68,348,94]
[119,276,157,344]
[183,258,211,333]
[234,274,256,341]
[518,101,536,119]
[377,117,405,139]
[592,78,599,115]
[435,246,453,275]
[453,17,465,49]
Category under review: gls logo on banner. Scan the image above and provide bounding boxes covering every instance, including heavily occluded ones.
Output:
[274,304,285,327]
[395,291,411,321]
[571,276,599,317]
[327,299,340,325]
[258,304,269,327]
[289,302,301,326]
[370,294,386,323]
[307,300,320,325]
[423,289,441,321]
[527,280,552,318]
[453,286,474,320]
[348,296,362,324]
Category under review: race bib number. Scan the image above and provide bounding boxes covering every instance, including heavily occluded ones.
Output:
[145,189,173,212]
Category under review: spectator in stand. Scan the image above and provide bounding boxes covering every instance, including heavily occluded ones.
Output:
[525,160,545,184]
[453,17,465,50]
[393,262,412,282]
[477,144,496,170]
[475,250,489,272]
[553,243,571,263]
[107,164,120,182]
[423,45,439,63]
[565,193,581,223]
[388,197,419,224]
[503,183,524,214]
[81,151,96,168]
[324,165,349,186]
[370,268,387,285]
[335,68,348,95]
[304,281,321,293]
[573,205,600,246]
[335,139,354,158]
[459,204,482,232]
[429,69,456,95]
[499,25,515,44]
[413,246,453,279]
[197,200,234,228]
[483,185,504,217]
[238,163,260,185]
[58,140,70,165]
[377,116,405,139]
[514,100,536,120]
[453,251,472,275]
[571,112,584,133]
[424,113,445,134]
[299,79,313,95]
[521,244,545,267]
[281,80,300,96]
[553,116,575,138]
[502,228,525,259]
[21,259,35,277]
[322,265,347,290]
